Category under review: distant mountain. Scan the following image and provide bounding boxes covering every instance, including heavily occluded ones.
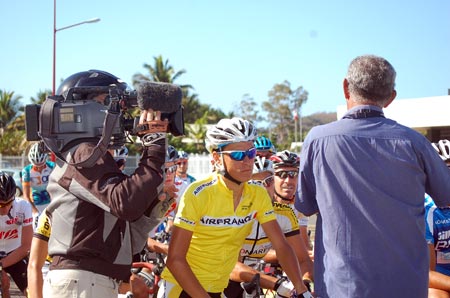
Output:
[302,111,337,133]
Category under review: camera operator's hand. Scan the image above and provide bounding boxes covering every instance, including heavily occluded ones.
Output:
[159,184,178,201]
[139,109,168,147]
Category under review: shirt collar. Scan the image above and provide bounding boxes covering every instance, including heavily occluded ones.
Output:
[343,105,383,119]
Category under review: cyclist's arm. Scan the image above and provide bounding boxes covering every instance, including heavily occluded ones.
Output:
[262,220,308,294]
[147,237,169,255]
[22,182,39,214]
[27,237,48,298]
[165,226,210,298]
[262,235,314,282]
[299,225,312,252]
[286,233,314,282]
[1,224,32,268]
[230,261,279,291]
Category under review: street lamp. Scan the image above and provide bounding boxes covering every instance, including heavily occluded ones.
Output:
[52,0,100,94]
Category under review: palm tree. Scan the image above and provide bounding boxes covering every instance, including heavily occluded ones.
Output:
[185,112,209,152]
[0,90,23,135]
[132,55,193,93]
[30,89,52,104]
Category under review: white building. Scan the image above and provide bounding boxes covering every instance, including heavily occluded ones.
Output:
[337,95,450,141]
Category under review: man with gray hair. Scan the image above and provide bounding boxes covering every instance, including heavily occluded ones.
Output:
[296,55,450,298]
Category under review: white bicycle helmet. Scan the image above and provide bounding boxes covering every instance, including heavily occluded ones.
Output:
[166,145,179,163]
[28,143,48,165]
[177,150,189,160]
[253,156,274,174]
[432,139,450,161]
[113,146,129,162]
[205,117,257,152]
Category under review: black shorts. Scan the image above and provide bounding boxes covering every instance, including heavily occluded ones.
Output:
[179,290,221,298]
[4,257,28,292]
[223,280,244,298]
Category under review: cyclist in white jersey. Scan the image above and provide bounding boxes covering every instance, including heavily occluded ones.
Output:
[0,171,33,297]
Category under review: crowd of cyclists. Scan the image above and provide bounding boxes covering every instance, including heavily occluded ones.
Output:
[2,57,450,297]
[0,126,317,297]
[1,125,450,297]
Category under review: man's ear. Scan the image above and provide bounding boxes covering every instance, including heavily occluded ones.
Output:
[343,79,350,100]
[384,90,397,108]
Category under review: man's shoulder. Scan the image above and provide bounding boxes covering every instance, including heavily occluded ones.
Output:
[13,197,32,211]
[185,174,218,197]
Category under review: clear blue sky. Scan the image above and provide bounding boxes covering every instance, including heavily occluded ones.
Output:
[1,0,449,118]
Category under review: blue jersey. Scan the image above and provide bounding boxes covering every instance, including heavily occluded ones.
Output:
[425,194,450,276]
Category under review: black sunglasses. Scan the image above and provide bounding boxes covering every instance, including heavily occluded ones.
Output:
[275,170,299,179]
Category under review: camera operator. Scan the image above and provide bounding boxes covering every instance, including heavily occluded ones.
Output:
[41,70,170,298]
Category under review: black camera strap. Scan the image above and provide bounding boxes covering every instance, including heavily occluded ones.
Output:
[39,97,120,168]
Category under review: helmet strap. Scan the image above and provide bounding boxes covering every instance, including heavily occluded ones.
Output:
[220,155,243,186]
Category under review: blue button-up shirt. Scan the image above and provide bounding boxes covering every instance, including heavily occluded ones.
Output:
[296,105,450,298]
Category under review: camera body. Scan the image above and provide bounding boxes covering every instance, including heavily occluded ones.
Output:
[25,85,184,154]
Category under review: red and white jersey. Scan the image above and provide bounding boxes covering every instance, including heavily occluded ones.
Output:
[0,199,33,253]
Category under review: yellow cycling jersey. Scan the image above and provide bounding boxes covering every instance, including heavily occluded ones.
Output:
[240,201,299,261]
[162,172,276,293]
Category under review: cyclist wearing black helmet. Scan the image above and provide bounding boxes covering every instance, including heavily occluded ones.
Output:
[0,171,33,297]
[42,70,169,298]
[270,150,313,255]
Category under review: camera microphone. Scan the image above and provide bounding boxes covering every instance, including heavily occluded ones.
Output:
[137,81,183,113]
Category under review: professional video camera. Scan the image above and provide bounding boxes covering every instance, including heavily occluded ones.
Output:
[25,76,184,167]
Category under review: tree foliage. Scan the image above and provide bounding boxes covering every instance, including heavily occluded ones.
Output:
[261,81,308,149]
[1,57,338,156]
[234,94,263,127]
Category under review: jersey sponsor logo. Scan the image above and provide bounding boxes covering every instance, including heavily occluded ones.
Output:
[264,210,275,217]
[240,243,272,257]
[436,240,450,250]
[6,213,27,225]
[0,229,19,240]
[438,230,450,241]
[176,216,195,226]
[436,219,450,225]
[193,178,217,196]
[200,212,256,227]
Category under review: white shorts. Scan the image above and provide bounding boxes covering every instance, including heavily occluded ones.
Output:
[44,269,119,298]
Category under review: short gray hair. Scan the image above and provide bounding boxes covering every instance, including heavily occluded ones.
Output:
[346,55,396,106]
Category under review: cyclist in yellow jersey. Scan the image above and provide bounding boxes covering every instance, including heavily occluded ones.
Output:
[27,210,51,298]
[159,117,312,298]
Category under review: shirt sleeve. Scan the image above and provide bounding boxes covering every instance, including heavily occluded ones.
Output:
[21,199,33,227]
[295,135,319,216]
[173,185,200,232]
[34,212,52,241]
[255,186,276,224]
